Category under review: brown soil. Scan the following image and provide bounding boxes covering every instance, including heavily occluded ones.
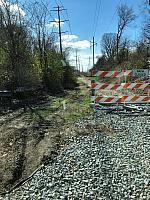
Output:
[0,106,64,193]
[0,77,92,194]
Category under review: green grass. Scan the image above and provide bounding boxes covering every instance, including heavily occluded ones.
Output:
[65,93,92,122]
[26,76,92,124]
[27,91,91,124]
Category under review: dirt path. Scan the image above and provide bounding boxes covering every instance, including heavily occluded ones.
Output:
[0,79,92,194]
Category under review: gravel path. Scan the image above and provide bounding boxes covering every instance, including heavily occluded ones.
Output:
[1,111,150,200]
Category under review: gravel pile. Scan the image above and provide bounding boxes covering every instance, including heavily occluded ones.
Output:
[1,110,150,200]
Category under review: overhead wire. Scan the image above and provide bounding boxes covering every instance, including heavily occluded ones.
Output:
[55,0,76,67]
[93,0,102,38]
[92,0,99,38]
[89,0,102,67]
[92,0,99,33]
[96,0,122,44]
[54,0,73,36]
[104,0,122,34]
[65,10,73,35]
[56,0,64,8]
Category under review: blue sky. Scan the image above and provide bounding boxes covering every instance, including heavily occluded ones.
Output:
[48,0,146,71]
[1,0,148,71]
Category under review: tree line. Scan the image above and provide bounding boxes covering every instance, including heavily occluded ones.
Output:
[0,0,77,95]
[95,2,150,70]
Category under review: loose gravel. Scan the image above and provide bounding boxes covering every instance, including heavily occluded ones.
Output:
[1,109,150,200]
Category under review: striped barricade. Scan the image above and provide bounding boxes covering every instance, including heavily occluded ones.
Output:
[91,69,150,105]
[91,82,150,91]
[93,95,150,104]
[92,70,132,77]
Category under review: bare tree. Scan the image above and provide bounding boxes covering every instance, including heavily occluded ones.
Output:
[143,18,150,42]
[101,33,117,63]
[116,4,135,57]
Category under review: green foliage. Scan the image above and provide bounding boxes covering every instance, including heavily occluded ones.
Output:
[63,65,78,89]
[0,0,77,94]
[96,40,149,70]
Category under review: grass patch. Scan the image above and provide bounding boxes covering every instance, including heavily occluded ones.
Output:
[65,95,91,122]
[26,81,92,124]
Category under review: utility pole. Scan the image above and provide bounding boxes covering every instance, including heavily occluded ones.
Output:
[75,49,78,71]
[88,56,91,67]
[78,57,80,73]
[58,6,62,56]
[91,37,97,67]
[93,37,95,67]
[51,6,68,56]
[82,64,83,73]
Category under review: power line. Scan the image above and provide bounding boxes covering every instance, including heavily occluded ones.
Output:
[93,0,102,37]
[55,0,72,36]
[96,0,122,45]
[89,0,102,64]
[54,0,77,69]
[51,6,69,56]
[65,10,73,35]
[54,0,78,70]
[56,0,64,8]
[92,0,99,34]
[60,9,73,35]
[104,0,122,34]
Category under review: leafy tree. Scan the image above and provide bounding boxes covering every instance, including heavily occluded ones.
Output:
[0,0,39,91]
[0,0,77,95]
[128,42,149,68]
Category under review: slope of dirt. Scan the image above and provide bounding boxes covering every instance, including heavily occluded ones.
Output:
[0,108,62,193]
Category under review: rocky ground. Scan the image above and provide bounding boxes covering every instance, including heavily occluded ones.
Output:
[1,107,149,200]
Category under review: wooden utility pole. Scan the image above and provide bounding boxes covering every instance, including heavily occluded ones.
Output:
[88,57,91,68]
[91,37,97,67]
[58,6,63,55]
[93,37,95,67]
[51,6,68,56]
[82,64,83,73]
[76,49,78,71]
[78,57,81,72]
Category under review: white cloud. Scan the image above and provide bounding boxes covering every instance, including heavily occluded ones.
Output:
[69,52,101,72]
[70,40,91,49]
[9,4,25,17]
[47,18,64,29]
[0,0,5,7]
[0,0,25,17]
[61,34,90,50]
[55,34,93,71]
[62,34,78,41]
[79,53,101,60]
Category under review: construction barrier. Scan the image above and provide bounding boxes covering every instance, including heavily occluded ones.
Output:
[91,69,150,104]
[93,95,150,104]
[92,70,132,77]
[91,82,150,90]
